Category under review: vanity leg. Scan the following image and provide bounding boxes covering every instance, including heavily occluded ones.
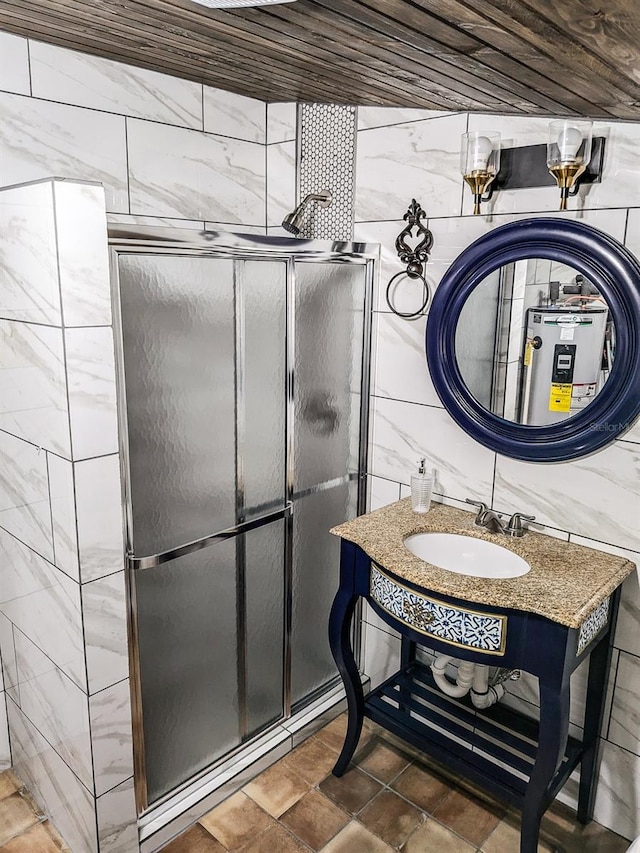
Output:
[577,629,615,823]
[328,542,365,777]
[520,677,570,853]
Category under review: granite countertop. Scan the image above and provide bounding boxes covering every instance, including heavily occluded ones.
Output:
[330,499,636,628]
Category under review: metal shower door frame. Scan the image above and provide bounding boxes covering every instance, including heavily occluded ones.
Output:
[108,226,377,816]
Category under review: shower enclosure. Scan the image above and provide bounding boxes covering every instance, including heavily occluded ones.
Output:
[108,228,375,823]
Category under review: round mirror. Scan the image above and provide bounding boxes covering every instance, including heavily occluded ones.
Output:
[456,260,614,426]
[426,218,640,461]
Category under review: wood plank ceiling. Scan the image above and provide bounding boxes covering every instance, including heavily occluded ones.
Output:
[1,0,640,119]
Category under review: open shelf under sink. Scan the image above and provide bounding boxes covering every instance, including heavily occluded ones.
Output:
[364,661,584,809]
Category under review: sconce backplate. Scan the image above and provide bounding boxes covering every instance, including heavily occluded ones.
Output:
[493,136,605,192]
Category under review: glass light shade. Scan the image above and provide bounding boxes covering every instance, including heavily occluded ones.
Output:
[461,131,501,177]
[547,120,593,168]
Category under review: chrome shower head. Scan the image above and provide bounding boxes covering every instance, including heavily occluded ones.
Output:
[281,189,332,236]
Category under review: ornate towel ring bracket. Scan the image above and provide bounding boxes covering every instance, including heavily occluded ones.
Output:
[387,199,434,319]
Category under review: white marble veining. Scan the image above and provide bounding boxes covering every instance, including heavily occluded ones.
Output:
[206,222,266,235]
[204,85,265,143]
[494,439,640,552]
[0,613,18,704]
[593,740,639,841]
[374,312,441,407]
[107,212,205,230]
[65,326,119,460]
[0,321,70,457]
[0,181,60,325]
[608,651,640,755]
[83,571,129,694]
[353,219,409,312]
[371,396,495,501]
[47,453,79,581]
[53,180,112,327]
[613,571,640,658]
[90,678,134,795]
[127,117,266,223]
[363,622,401,690]
[75,454,124,583]
[0,528,85,689]
[0,696,9,769]
[355,113,468,222]
[0,92,128,212]
[7,698,98,852]
[30,40,203,129]
[0,430,53,560]
[357,106,453,130]
[0,32,30,96]
[266,141,296,227]
[14,629,93,791]
[368,475,400,512]
[626,207,640,259]
[96,776,138,853]
[267,102,297,144]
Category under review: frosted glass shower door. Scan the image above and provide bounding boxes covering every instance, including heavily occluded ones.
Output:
[291,261,367,706]
[117,254,286,806]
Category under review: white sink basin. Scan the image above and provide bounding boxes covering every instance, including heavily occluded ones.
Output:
[403,532,531,579]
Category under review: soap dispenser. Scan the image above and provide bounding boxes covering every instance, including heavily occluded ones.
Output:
[411,458,433,514]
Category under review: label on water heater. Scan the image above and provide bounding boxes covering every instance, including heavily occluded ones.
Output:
[549,383,572,412]
[560,326,575,341]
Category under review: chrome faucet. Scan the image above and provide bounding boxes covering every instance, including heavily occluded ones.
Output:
[465,499,536,538]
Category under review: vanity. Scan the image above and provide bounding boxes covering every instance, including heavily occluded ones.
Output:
[328,499,636,853]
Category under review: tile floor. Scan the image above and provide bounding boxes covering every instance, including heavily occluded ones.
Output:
[162,713,630,853]
[0,714,631,852]
[0,769,69,851]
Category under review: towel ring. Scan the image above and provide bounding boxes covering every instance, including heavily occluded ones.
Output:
[386,199,434,319]
[385,270,430,318]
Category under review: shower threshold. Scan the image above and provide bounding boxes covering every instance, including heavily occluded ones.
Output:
[139,675,370,853]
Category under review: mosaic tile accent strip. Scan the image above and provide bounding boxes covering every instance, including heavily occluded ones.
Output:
[298,103,356,240]
[577,597,610,655]
[370,565,506,654]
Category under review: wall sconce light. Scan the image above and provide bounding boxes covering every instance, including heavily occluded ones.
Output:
[547,120,593,210]
[461,132,501,215]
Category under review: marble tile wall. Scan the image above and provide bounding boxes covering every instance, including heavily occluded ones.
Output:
[0,31,275,231]
[0,176,138,852]
[355,108,640,841]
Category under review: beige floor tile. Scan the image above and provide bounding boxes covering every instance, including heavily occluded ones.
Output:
[540,804,631,853]
[162,824,227,853]
[239,822,309,853]
[433,787,506,847]
[352,737,412,784]
[0,774,21,803]
[403,818,477,852]
[283,736,340,786]
[244,760,310,818]
[199,791,273,850]
[483,817,555,852]
[358,789,423,848]
[391,761,453,813]
[0,793,41,846]
[0,822,67,853]
[318,766,382,815]
[280,790,349,851]
[318,820,394,852]
[315,714,373,755]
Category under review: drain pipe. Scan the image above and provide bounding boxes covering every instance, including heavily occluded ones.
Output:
[469,663,505,710]
[431,655,475,698]
[431,656,505,709]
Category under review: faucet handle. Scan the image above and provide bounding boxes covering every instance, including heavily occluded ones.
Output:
[465,499,489,524]
[506,511,536,537]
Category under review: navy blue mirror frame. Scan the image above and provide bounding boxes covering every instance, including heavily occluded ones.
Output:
[426,218,640,462]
